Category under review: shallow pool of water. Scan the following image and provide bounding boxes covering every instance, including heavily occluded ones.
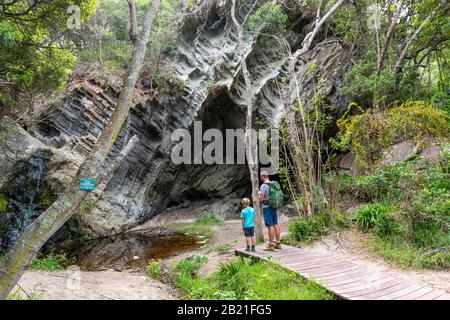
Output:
[55,230,202,271]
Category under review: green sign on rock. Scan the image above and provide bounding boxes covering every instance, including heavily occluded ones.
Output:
[80,179,96,191]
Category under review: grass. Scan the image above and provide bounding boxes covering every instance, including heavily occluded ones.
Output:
[169,213,224,240]
[147,260,162,280]
[29,253,75,271]
[366,237,450,270]
[214,243,233,254]
[172,256,334,300]
[7,287,42,300]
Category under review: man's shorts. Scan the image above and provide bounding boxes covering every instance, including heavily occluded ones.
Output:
[263,206,278,227]
[244,227,255,237]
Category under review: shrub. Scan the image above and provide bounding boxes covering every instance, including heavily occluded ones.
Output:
[248,3,287,34]
[288,213,331,243]
[29,253,74,271]
[355,203,391,231]
[329,209,352,229]
[173,254,207,294]
[331,101,450,169]
[80,201,94,215]
[147,261,162,280]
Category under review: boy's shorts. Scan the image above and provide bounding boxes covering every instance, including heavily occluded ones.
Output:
[263,206,278,227]
[244,227,255,237]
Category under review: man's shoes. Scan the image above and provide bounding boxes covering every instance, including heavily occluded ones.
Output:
[274,242,282,249]
[263,244,275,251]
[245,246,251,252]
[251,246,256,252]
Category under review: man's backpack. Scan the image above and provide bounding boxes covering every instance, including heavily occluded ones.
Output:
[265,181,284,209]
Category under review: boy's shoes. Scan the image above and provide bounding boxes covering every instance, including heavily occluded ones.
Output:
[263,243,275,251]
[245,246,251,252]
[251,246,256,252]
[274,242,282,249]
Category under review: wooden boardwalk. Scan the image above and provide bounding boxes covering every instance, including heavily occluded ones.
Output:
[235,245,450,300]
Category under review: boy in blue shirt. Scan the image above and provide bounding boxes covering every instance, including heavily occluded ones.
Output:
[240,198,256,252]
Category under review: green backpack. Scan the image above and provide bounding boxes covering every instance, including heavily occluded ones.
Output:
[265,181,284,209]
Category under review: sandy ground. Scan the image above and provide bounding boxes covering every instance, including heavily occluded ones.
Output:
[15,212,449,299]
[17,270,177,300]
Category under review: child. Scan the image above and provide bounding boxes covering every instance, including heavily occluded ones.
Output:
[240,198,256,252]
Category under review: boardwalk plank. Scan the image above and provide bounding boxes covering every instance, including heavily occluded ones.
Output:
[350,282,412,299]
[336,278,401,295]
[234,246,449,300]
[414,290,447,300]
[392,287,434,300]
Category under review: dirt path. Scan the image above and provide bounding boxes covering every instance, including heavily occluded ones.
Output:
[17,270,177,300]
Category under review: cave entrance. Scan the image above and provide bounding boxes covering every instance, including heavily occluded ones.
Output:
[164,89,252,215]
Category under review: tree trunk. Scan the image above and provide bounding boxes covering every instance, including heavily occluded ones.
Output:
[0,0,160,300]
[230,0,264,242]
[128,0,138,44]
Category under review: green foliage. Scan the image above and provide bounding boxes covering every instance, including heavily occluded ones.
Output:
[336,0,450,107]
[367,238,450,270]
[340,49,395,107]
[77,0,178,76]
[0,1,95,94]
[37,185,57,208]
[170,213,224,240]
[147,260,162,280]
[173,254,208,292]
[355,203,391,231]
[331,101,450,169]
[194,213,224,226]
[173,257,334,300]
[0,193,9,213]
[248,2,287,34]
[214,243,233,254]
[342,151,450,270]
[288,213,331,243]
[80,201,94,215]
[29,253,75,271]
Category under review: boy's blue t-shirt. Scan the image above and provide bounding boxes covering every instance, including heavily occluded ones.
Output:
[240,207,255,228]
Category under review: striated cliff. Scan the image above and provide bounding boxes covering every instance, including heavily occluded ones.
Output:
[0,0,352,244]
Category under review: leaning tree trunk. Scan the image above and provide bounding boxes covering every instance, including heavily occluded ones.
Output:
[0,0,160,300]
[230,0,264,241]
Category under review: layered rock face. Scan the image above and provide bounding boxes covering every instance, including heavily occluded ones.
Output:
[0,0,352,239]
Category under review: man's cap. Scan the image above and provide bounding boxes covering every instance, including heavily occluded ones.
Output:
[260,170,270,176]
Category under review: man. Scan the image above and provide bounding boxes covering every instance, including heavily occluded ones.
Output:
[258,170,282,251]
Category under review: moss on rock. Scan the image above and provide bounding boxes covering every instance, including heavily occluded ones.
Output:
[0,193,8,213]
